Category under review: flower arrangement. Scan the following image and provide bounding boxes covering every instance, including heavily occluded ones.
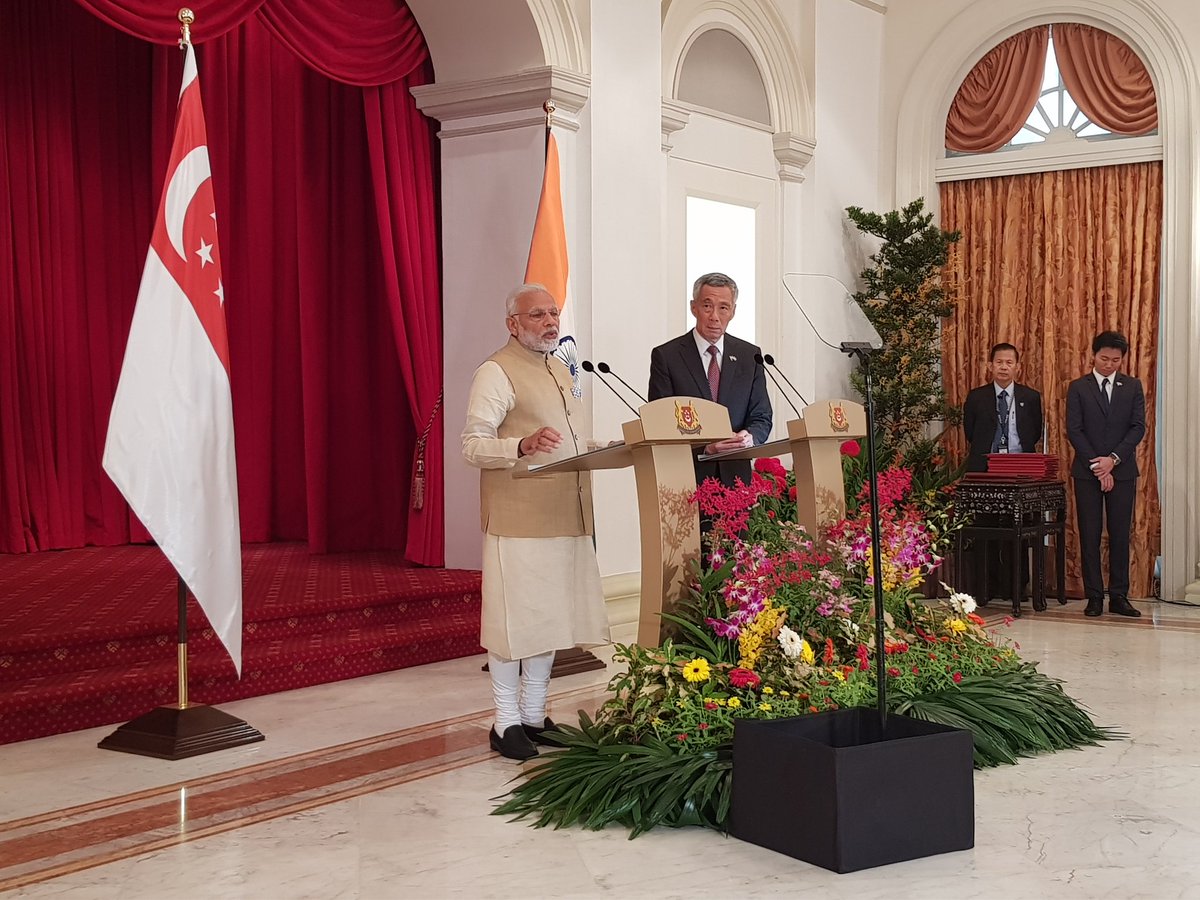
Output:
[496,456,1114,837]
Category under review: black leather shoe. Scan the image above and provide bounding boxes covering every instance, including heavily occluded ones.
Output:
[1084,598,1104,617]
[490,724,538,760]
[522,718,561,746]
[1109,597,1143,618]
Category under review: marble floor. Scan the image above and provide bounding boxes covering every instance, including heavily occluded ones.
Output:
[3,597,1200,899]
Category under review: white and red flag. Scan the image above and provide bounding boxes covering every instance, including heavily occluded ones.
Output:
[103,44,243,674]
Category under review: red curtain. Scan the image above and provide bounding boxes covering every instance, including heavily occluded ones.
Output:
[0,0,444,563]
[1054,23,1158,135]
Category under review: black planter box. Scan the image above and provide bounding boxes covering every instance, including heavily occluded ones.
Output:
[730,708,975,873]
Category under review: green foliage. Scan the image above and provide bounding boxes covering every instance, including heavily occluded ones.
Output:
[845,198,962,455]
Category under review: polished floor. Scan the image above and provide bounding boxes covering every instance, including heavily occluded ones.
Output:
[3,598,1200,899]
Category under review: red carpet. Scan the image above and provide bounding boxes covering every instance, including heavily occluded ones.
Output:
[0,544,483,744]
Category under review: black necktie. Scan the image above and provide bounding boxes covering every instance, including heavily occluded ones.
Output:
[1101,378,1111,410]
[992,390,1009,452]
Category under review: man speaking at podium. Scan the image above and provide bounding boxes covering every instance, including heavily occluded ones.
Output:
[462,284,610,761]
[648,272,773,488]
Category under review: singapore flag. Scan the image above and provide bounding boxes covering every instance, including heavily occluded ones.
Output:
[104,43,243,675]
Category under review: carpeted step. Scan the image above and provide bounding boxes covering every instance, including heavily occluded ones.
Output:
[0,612,484,744]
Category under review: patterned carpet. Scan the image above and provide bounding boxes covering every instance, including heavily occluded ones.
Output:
[0,544,483,744]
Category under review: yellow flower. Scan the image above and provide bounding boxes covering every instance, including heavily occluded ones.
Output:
[948,618,968,634]
[758,702,772,712]
[780,690,791,698]
[682,657,711,683]
[799,639,815,665]
[762,686,774,695]
[831,670,846,681]
[727,697,742,709]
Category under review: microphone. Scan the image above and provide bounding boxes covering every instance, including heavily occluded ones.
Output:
[581,360,638,416]
[596,362,648,404]
[754,353,800,419]
[761,353,810,409]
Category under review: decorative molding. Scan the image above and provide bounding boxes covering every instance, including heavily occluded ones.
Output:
[410,66,590,137]
[936,134,1164,182]
[526,0,589,75]
[662,0,815,139]
[1182,581,1200,606]
[893,0,1200,600]
[772,131,817,183]
[845,0,887,14]
[661,99,693,153]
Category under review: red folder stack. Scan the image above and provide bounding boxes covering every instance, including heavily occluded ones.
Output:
[966,452,1059,481]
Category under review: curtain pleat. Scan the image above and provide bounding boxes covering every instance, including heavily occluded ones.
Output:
[1054,23,1158,135]
[940,164,1162,598]
[945,26,1049,154]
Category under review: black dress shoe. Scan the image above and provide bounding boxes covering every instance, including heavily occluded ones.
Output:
[1109,597,1142,618]
[490,724,538,760]
[1084,598,1104,617]
[522,718,561,746]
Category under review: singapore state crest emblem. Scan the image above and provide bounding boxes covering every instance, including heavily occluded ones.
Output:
[675,401,702,435]
[828,402,850,433]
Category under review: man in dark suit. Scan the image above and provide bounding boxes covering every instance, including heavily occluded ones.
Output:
[962,343,1043,473]
[647,272,772,488]
[961,343,1044,604]
[1066,330,1146,618]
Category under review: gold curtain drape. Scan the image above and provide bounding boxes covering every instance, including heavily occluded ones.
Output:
[940,163,1162,599]
[945,26,1049,154]
[1054,23,1158,135]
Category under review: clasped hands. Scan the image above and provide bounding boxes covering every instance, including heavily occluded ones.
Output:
[1088,455,1115,492]
[704,430,754,456]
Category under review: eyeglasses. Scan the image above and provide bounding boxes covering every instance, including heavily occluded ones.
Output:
[511,308,561,321]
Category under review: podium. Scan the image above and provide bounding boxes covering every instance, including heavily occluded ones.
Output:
[526,397,732,647]
[703,400,867,536]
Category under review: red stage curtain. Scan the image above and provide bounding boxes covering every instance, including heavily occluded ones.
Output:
[0,0,444,562]
[945,26,1049,154]
[1054,23,1158,135]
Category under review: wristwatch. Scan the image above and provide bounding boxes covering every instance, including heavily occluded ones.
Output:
[1110,453,1120,466]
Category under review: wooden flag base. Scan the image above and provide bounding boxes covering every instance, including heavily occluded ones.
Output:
[98,704,264,760]
[549,647,606,677]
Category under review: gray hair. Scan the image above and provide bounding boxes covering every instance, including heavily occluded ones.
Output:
[692,272,739,303]
[505,282,551,316]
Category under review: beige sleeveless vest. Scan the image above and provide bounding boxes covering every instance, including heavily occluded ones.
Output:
[480,338,593,537]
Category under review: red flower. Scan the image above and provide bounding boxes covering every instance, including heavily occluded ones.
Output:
[677,733,688,741]
[911,665,919,674]
[729,668,761,689]
[808,705,819,713]
[704,701,718,710]
[698,722,709,730]
[754,457,788,480]
[840,440,861,457]
[788,485,797,501]
[952,672,963,683]
[967,613,986,626]
[887,666,901,677]
[823,638,835,665]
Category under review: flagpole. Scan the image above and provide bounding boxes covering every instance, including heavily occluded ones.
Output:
[98,7,263,758]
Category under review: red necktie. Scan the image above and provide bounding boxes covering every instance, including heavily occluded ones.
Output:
[706,345,720,401]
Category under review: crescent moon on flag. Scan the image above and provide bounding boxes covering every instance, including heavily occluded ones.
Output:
[163,146,212,263]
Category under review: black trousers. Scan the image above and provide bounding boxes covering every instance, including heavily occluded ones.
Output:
[1073,475,1137,600]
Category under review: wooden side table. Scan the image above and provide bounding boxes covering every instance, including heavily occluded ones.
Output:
[952,480,1067,617]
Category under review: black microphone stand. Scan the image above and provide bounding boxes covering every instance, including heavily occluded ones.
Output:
[842,342,887,729]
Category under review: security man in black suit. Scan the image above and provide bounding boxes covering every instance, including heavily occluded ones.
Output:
[961,343,1044,604]
[1066,330,1146,618]
[647,272,772,488]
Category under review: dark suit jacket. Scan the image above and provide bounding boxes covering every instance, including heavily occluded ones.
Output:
[647,331,772,487]
[961,382,1043,472]
[1066,372,1145,480]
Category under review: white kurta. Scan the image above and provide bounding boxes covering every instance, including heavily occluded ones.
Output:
[462,361,610,660]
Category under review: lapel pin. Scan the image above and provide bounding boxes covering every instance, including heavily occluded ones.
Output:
[729,355,737,362]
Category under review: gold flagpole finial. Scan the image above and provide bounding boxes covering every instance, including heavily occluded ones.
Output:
[178,8,194,48]
[542,99,555,130]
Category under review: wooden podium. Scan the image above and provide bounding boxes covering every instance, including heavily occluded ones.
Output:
[702,399,867,536]
[526,397,731,647]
